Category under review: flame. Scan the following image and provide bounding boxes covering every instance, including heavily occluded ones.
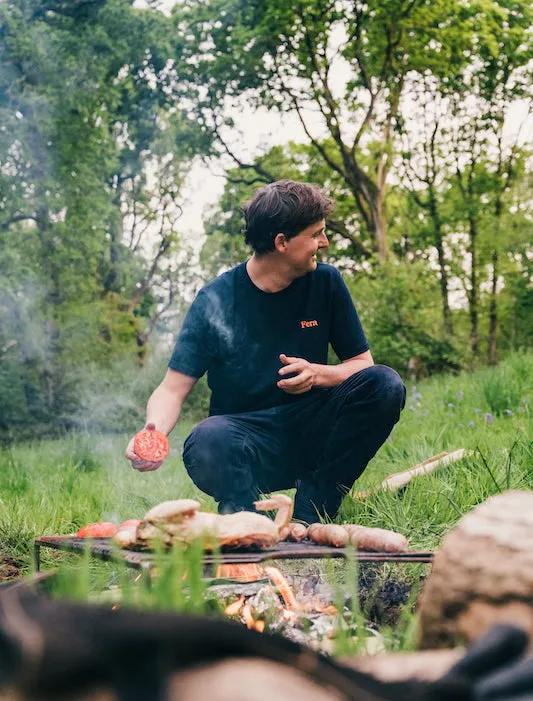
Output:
[221,564,337,632]
[241,604,265,632]
[263,566,301,611]
[313,602,338,616]
[216,563,264,582]
[224,595,245,616]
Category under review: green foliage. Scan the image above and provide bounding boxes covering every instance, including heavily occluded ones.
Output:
[0,0,210,439]
[474,356,532,416]
[346,263,463,377]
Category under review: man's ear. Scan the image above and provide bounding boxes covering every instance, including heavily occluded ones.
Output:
[274,233,287,252]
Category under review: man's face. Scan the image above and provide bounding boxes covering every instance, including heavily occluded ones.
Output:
[284,219,329,275]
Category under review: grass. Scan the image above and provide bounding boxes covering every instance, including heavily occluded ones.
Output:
[337,352,533,551]
[0,352,531,652]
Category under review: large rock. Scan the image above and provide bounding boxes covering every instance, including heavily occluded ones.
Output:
[418,490,533,649]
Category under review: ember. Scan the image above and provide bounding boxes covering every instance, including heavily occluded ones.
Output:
[218,562,355,651]
[216,563,264,582]
[263,566,300,610]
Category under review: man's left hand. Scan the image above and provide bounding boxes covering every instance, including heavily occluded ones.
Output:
[277,354,317,394]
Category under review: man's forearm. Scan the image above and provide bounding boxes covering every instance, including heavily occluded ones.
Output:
[312,358,374,389]
[145,385,186,436]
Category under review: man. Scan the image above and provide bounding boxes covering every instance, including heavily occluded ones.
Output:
[126,180,406,523]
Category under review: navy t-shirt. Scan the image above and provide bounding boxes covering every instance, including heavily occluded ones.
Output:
[168,262,369,416]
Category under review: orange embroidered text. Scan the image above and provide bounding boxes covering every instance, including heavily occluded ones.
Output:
[300,320,319,328]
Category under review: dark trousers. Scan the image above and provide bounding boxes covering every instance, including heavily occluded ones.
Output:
[182,365,406,522]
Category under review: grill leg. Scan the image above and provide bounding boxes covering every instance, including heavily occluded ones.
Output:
[33,542,41,572]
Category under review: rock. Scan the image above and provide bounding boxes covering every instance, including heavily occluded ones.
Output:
[247,586,285,628]
[418,490,533,649]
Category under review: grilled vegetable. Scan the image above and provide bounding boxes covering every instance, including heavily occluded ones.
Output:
[133,424,170,462]
[77,522,118,538]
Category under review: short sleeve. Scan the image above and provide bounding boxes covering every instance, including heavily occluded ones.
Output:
[329,269,370,361]
[168,291,214,378]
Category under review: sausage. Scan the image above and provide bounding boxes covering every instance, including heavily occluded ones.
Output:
[284,523,308,542]
[344,524,408,553]
[308,523,348,547]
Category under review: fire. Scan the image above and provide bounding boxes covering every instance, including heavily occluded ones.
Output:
[222,563,337,632]
[241,604,265,632]
[313,602,338,616]
[263,566,300,610]
[224,595,245,616]
[216,563,264,582]
[225,597,265,632]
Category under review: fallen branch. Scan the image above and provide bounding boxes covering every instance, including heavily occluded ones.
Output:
[353,450,470,499]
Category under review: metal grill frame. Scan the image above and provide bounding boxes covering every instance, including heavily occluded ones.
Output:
[34,536,433,574]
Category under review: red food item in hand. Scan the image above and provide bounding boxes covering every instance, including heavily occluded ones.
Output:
[133,423,170,462]
[77,522,118,538]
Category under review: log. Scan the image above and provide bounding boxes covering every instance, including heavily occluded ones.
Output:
[353,450,469,499]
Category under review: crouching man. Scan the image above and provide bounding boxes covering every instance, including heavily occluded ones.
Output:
[126,180,405,523]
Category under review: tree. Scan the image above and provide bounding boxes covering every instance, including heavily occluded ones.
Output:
[174,0,475,263]
[0,0,207,436]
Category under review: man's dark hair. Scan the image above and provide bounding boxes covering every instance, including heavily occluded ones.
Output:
[242,180,335,255]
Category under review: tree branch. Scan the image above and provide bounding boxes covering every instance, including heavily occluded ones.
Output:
[326,218,370,257]
[1,214,39,231]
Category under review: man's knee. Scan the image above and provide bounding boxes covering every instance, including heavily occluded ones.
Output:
[183,416,229,479]
[346,364,405,413]
[183,415,257,504]
[364,364,406,411]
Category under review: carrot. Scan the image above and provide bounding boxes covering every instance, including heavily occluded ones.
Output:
[77,522,118,538]
[133,424,170,462]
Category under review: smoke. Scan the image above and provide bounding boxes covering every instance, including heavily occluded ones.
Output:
[204,290,234,351]
[0,279,51,366]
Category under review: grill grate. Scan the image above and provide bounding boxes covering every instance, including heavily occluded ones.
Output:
[34,536,433,573]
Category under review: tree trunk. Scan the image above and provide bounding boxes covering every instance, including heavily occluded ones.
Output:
[373,195,388,263]
[488,189,504,365]
[468,215,479,355]
[428,189,453,335]
[488,250,498,365]
[104,184,123,294]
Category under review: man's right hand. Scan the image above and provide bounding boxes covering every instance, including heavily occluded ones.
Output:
[125,435,164,472]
